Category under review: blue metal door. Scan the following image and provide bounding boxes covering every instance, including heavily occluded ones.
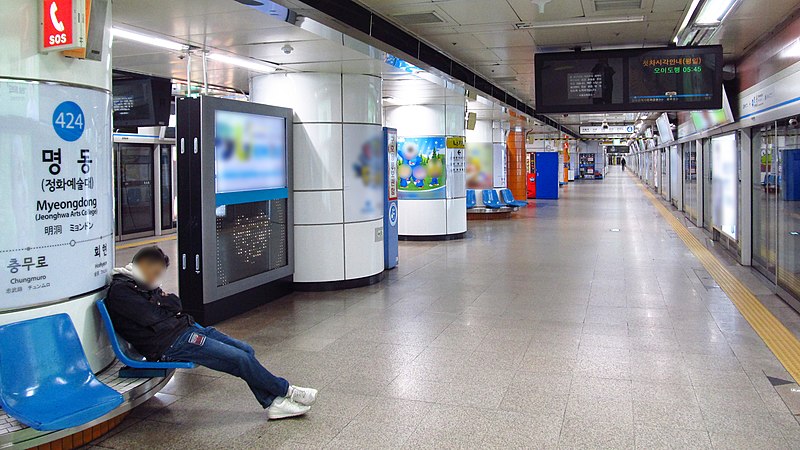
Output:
[535,152,559,199]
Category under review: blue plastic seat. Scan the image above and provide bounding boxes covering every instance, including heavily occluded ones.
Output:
[481,190,503,209]
[500,189,528,207]
[466,189,477,209]
[0,314,124,431]
[97,299,195,370]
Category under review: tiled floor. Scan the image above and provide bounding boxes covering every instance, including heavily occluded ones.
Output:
[93,168,800,449]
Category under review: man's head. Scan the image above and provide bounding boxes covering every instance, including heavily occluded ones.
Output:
[131,246,169,288]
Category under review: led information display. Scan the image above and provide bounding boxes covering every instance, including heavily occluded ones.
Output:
[535,46,722,113]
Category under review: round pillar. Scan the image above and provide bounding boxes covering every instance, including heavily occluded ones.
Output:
[251,73,385,287]
[0,0,114,371]
[384,86,467,240]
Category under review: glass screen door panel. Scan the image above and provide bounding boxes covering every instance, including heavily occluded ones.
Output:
[752,124,778,281]
[776,120,800,299]
[118,144,155,236]
[160,145,174,230]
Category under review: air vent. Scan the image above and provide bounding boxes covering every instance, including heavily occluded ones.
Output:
[392,12,445,25]
[493,76,518,83]
[594,0,642,11]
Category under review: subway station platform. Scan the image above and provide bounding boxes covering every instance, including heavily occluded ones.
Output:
[89,168,800,449]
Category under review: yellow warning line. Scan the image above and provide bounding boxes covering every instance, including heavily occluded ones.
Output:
[634,176,800,382]
[115,234,176,250]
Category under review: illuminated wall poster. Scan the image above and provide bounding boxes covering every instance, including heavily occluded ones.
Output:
[397,136,447,200]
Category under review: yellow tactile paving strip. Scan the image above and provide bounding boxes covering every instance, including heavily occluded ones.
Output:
[635,176,800,383]
[115,234,176,250]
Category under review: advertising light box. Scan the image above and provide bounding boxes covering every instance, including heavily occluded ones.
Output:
[214,110,287,206]
[535,46,723,113]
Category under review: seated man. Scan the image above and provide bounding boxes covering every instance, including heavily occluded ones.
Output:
[106,246,316,420]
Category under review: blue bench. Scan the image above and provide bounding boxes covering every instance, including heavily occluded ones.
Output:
[481,189,504,209]
[0,314,124,431]
[466,189,477,209]
[97,299,195,377]
[500,189,528,207]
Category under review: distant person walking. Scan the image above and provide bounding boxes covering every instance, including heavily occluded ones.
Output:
[621,157,627,171]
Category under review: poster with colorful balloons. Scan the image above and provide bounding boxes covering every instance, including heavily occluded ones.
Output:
[397,136,447,200]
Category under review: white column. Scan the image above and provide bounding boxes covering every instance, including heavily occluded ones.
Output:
[251,73,385,284]
[385,85,467,239]
[0,0,115,371]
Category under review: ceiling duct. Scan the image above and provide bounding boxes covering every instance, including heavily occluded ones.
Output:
[392,12,445,25]
[593,0,643,11]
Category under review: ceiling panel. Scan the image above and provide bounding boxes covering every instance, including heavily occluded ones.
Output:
[176,26,320,49]
[588,22,648,47]
[424,33,490,50]
[436,0,521,25]
[490,46,535,62]
[507,0,586,21]
[530,27,592,48]
[474,64,518,78]
[473,30,535,48]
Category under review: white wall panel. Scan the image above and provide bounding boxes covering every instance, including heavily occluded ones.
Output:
[294,224,345,282]
[465,119,493,142]
[447,198,468,234]
[398,199,447,236]
[445,104,466,136]
[293,123,343,190]
[342,74,382,124]
[252,73,343,123]
[294,191,343,225]
[385,104,446,136]
[344,219,384,280]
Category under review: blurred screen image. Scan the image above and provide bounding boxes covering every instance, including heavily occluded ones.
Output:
[215,110,286,194]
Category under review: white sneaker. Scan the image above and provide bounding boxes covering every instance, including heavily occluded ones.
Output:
[267,397,310,420]
[288,385,318,406]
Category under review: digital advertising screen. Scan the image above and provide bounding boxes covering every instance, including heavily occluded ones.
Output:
[214,110,287,206]
[534,46,722,113]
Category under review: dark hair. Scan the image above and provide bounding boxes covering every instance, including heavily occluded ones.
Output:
[132,246,170,267]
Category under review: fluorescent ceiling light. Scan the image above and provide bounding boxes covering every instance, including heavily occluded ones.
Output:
[673,0,703,42]
[694,0,738,25]
[112,27,189,51]
[516,16,644,29]
[206,52,277,73]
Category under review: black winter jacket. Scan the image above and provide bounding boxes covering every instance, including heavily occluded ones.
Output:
[106,274,194,361]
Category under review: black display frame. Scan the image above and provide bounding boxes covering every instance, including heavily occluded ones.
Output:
[176,96,294,324]
[534,45,723,113]
[112,75,172,128]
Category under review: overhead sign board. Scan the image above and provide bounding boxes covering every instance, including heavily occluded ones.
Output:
[40,0,86,52]
[535,45,723,113]
[580,125,635,135]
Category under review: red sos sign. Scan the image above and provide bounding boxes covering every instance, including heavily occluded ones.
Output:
[41,0,85,52]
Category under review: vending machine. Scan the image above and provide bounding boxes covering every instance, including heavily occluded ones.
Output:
[383,128,399,269]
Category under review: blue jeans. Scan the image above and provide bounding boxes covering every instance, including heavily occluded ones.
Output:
[162,326,289,408]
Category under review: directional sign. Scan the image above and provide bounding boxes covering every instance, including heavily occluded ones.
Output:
[580,125,635,135]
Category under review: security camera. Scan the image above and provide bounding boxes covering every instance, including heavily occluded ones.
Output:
[601,122,609,130]
[281,44,294,55]
[790,118,798,128]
